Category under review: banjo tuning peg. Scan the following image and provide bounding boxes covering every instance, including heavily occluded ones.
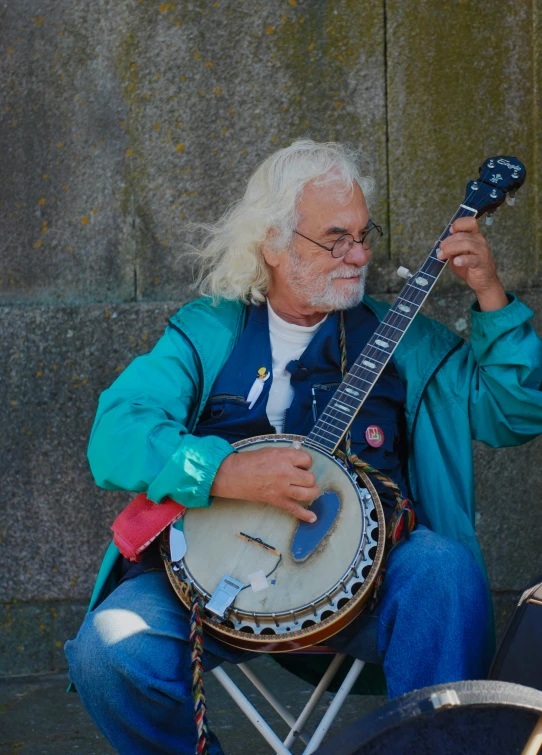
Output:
[485,213,494,226]
[397,266,413,280]
[506,192,516,207]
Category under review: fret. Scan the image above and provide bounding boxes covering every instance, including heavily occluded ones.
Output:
[369,345,392,358]
[362,347,393,364]
[415,268,436,280]
[336,384,367,400]
[352,355,387,373]
[310,426,339,444]
[360,354,385,366]
[349,361,378,378]
[340,384,368,399]
[345,373,373,386]
[421,258,445,278]
[317,414,354,435]
[311,429,343,449]
[328,403,353,418]
[308,436,336,453]
[351,364,379,378]
[330,405,356,419]
[372,337,395,350]
[318,414,349,429]
[398,291,425,309]
[326,389,361,407]
[395,300,416,316]
[371,332,398,346]
[376,321,405,335]
[346,373,378,392]
[408,281,433,295]
[382,311,411,331]
[396,287,425,307]
[392,295,422,311]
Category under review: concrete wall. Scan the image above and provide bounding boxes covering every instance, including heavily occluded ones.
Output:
[1,0,541,675]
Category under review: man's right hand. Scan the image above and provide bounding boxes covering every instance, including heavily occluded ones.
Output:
[210,447,320,523]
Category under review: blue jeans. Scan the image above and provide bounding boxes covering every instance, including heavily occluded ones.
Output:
[65,527,491,755]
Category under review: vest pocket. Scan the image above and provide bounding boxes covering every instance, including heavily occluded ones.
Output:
[197,395,249,424]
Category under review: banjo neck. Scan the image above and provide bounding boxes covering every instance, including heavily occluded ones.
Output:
[305,156,526,455]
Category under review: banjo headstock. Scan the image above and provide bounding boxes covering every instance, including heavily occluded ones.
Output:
[463,156,526,219]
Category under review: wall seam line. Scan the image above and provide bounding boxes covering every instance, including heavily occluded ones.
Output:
[382,0,391,272]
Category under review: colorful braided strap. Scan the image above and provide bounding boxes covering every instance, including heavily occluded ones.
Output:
[190,590,209,755]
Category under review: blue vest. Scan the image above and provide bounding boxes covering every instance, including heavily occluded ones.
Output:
[194,302,410,516]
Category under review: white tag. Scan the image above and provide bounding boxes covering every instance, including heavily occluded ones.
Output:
[246,371,270,409]
[248,570,269,592]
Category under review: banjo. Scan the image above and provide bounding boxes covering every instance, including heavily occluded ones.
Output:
[161,156,525,652]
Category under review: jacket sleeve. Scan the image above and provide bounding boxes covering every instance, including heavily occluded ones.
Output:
[87,324,235,508]
[445,293,542,447]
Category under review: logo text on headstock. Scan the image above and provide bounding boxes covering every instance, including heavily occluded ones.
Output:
[496,158,522,172]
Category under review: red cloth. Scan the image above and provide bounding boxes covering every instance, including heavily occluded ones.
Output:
[111,493,186,562]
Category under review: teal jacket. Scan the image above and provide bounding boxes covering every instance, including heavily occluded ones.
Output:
[86,293,542,614]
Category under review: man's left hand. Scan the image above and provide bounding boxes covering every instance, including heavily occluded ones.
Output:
[437,217,508,312]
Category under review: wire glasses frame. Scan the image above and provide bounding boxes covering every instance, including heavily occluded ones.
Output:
[294,220,383,258]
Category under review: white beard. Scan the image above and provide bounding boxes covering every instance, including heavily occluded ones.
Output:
[285,250,368,311]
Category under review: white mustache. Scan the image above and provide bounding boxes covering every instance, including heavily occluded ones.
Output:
[328,265,366,280]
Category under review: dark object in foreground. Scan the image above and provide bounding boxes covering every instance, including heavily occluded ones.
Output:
[314,680,542,755]
[490,577,542,692]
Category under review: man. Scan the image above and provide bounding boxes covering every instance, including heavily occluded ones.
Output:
[66,139,542,755]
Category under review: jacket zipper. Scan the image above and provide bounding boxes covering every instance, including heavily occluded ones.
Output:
[311,382,341,422]
[209,394,248,405]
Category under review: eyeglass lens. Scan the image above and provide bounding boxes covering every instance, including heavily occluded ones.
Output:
[332,226,381,257]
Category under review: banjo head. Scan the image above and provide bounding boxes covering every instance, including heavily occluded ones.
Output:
[162,434,386,651]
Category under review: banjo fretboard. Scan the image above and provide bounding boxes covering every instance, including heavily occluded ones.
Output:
[305,203,478,454]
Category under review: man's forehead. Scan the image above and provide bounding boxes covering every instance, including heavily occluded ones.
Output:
[297,180,369,228]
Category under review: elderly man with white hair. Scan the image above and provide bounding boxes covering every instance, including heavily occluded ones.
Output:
[66,140,542,755]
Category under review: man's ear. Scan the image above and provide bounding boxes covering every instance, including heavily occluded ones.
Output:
[260,229,282,269]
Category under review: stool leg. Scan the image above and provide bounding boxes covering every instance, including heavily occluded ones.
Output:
[302,659,366,755]
[238,663,310,746]
[283,653,347,750]
[211,666,292,755]
[521,716,542,755]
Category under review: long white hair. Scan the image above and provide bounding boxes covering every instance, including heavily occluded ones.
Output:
[193,139,375,303]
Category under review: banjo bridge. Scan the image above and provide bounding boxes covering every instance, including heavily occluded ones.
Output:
[237,532,281,557]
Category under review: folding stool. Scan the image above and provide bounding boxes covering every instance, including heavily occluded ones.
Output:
[211,647,367,754]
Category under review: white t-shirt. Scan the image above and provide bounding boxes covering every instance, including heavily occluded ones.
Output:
[266,300,328,433]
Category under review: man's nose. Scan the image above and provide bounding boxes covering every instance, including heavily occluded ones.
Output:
[343,243,371,266]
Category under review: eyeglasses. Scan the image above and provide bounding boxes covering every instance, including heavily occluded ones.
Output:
[294,220,383,259]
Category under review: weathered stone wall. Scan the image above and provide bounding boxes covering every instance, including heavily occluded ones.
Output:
[1,0,541,675]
